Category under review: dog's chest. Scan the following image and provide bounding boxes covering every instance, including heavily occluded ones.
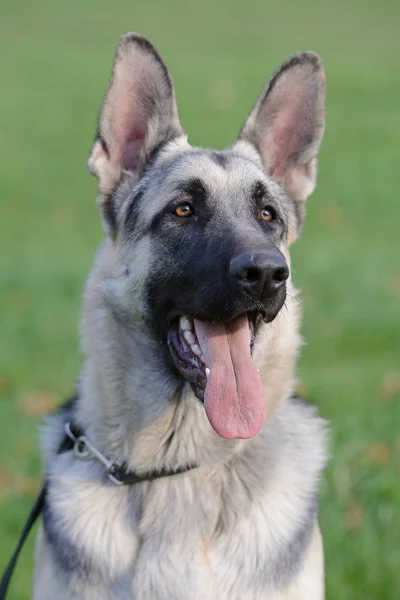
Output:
[125,473,304,599]
[45,454,315,600]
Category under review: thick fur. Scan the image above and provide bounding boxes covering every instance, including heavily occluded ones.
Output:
[33,33,327,599]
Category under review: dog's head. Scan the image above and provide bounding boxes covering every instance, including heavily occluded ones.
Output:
[88,34,325,440]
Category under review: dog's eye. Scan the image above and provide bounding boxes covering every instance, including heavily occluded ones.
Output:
[260,207,274,222]
[174,203,194,218]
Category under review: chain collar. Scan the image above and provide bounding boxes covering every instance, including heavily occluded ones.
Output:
[63,421,197,486]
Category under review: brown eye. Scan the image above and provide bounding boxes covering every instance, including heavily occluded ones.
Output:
[260,207,274,222]
[174,202,194,218]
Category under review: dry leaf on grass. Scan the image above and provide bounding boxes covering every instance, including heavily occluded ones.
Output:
[368,442,390,465]
[0,468,15,493]
[17,391,59,417]
[389,276,400,300]
[14,439,35,459]
[0,468,41,498]
[319,204,343,230]
[16,474,42,496]
[379,372,400,401]
[9,290,31,310]
[0,377,12,394]
[394,439,400,457]
[345,502,364,531]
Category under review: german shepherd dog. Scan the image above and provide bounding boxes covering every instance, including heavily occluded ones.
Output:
[33,34,327,599]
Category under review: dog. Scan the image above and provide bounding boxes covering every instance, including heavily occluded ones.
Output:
[32,33,327,599]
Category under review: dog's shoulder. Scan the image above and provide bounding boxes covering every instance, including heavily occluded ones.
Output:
[277,394,329,463]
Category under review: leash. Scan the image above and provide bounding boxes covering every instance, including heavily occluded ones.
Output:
[0,485,46,599]
[0,420,196,599]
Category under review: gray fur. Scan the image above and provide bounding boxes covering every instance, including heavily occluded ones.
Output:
[33,33,328,600]
[42,502,93,579]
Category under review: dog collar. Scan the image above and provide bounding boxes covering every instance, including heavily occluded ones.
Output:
[63,421,197,485]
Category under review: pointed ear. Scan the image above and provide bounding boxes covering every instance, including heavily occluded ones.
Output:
[239,51,326,224]
[88,33,184,230]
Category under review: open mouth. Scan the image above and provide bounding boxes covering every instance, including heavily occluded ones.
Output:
[167,313,266,440]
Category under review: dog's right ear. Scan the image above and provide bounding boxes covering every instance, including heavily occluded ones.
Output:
[88,33,184,232]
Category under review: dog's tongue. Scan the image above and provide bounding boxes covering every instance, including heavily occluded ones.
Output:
[194,315,266,439]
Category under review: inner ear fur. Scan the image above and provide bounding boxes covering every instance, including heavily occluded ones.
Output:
[239,51,326,226]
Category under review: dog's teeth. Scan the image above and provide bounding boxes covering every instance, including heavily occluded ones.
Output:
[180,317,192,332]
[192,344,201,356]
[200,353,205,363]
[184,331,195,345]
[205,367,210,377]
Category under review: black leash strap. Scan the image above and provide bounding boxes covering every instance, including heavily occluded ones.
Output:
[0,424,75,599]
[0,485,46,600]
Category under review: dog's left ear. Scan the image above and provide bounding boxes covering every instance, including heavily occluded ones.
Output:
[239,52,326,226]
[88,33,184,233]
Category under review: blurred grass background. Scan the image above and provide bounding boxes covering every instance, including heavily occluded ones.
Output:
[0,0,399,598]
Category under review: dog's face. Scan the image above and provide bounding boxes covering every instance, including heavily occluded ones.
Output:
[88,34,325,440]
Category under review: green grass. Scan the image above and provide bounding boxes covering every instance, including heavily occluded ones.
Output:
[0,0,399,598]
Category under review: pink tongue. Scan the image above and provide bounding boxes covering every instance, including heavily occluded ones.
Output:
[194,315,266,439]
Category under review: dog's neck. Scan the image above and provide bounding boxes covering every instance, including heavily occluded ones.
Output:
[75,242,302,473]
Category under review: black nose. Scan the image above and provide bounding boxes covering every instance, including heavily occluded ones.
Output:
[229,250,289,298]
